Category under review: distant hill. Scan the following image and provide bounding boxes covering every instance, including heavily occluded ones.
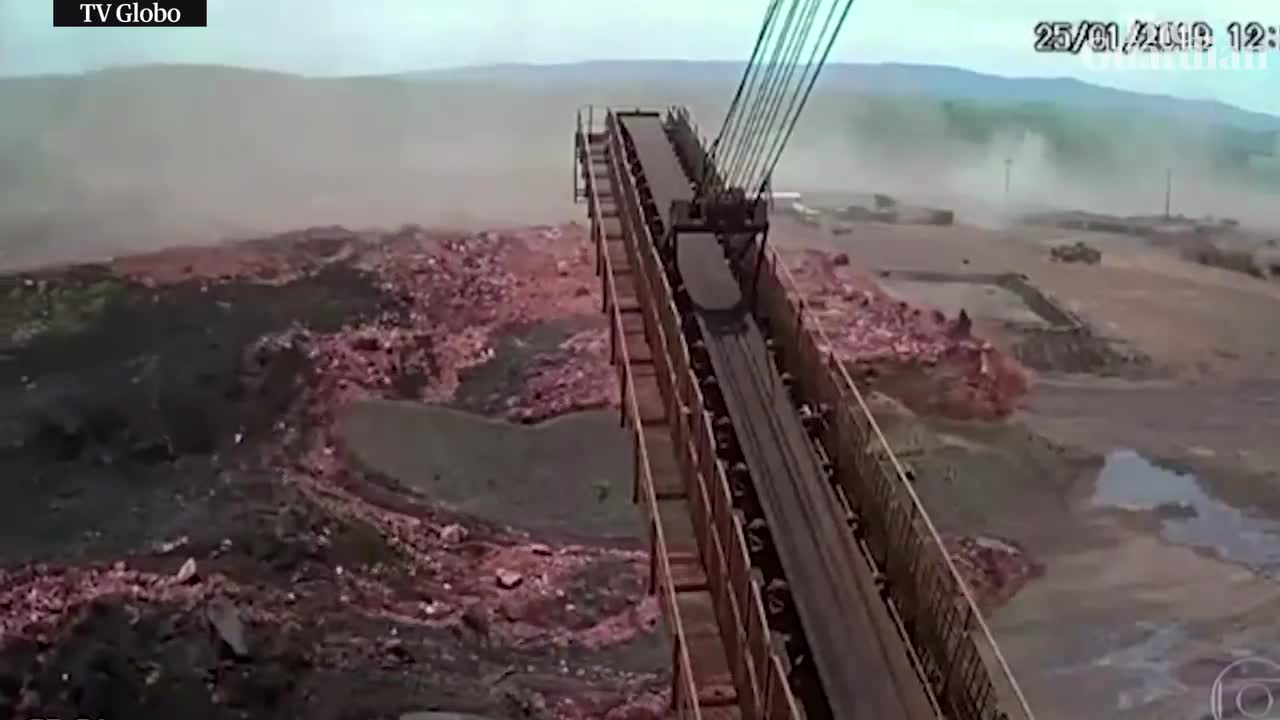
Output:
[17,60,1275,133]
[407,60,1280,133]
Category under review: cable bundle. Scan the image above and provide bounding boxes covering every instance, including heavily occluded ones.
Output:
[702,0,855,205]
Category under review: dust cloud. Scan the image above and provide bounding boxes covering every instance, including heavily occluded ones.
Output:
[0,66,593,268]
[0,64,1275,269]
[778,92,1279,230]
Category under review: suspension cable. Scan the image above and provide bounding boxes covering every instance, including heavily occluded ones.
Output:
[703,0,857,205]
[751,0,855,204]
[706,0,782,191]
[717,0,802,193]
[728,0,822,192]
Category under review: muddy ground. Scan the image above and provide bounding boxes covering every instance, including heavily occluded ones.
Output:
[0,224,671,720]
[776,211,1280,720]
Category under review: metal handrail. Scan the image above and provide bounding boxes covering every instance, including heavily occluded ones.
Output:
[581,101,1033,720]
[659,105,1034,720]
[770,253,1035,719]
[578,104,671,134]
[579,126,704,719]
[604,111,803,719]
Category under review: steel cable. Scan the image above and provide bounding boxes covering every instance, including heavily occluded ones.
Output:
[706,0,783,193]
[715,0,809,186]
[751,0,855,204]
[728,0,822,192]
[740,0,845,197]
[717,0,802,192]
[704,0,857,203]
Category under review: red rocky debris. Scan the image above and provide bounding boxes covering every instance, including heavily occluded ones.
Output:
[175,557,199,584]
[551,689,671,720]
[114,223,611,423]
[780,249,1029,420]
[108,226,371,286]
[439,523,468,544]
[0,564,239,643]
[236,223,609,421]
[7,222,660,713]
[945,535,1042,609]
[510,328,618,422]
[495,569,524,589]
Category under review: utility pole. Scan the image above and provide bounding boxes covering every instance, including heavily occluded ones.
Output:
[1164,168,1172,219]
[1004,157,1012,203]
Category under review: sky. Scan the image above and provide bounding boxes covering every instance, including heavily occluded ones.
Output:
[0,0,1275,115]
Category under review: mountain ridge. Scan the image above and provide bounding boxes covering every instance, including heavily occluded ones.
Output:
[404,60,1280,132]
[5,60,1272,132]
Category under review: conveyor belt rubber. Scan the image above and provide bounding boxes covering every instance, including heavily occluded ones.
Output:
[618,114,695,231]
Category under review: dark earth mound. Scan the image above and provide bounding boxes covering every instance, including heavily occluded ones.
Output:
[0,262,385,564]
[0,224,666,720]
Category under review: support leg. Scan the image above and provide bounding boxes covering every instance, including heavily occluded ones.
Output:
[750,228,770,314]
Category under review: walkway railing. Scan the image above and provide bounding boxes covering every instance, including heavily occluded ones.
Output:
[577,115,703,720]
[604,109,803,719]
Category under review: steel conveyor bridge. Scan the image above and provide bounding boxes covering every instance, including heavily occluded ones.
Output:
[565,3,1034,718]
[571,104,1034,720]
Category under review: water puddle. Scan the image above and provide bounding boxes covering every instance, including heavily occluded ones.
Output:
[1047,622,1189,713]
[1093,449,1280,574]
[1095,623,1188,711]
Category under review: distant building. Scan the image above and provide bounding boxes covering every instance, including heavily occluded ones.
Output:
[1257,247,1280,279]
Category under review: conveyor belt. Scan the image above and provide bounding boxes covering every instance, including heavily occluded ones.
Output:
[619,113,695,232]
[618,112,935,720]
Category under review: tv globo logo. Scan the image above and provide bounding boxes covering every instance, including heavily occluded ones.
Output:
[52,0,208,27]
[1211,657,1280,720]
